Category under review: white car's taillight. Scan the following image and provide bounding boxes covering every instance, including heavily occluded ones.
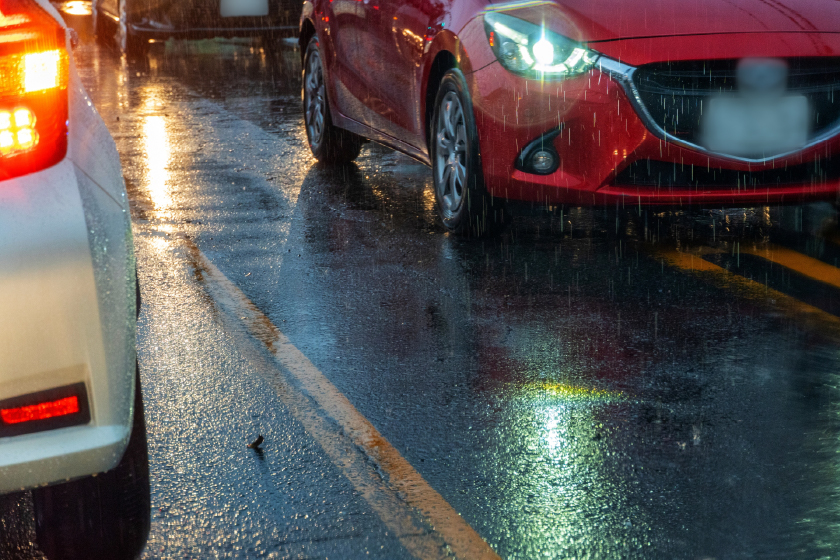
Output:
[0,0,69,180]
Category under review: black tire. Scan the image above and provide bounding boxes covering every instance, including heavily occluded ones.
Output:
[302,36,364,164]
[122,32,149,60]
[33,364,151,560]
[93,5,110,44]
[135,266,141,319]
[116,0,148,59]
[93,1,147,58]
[431,69,507,237]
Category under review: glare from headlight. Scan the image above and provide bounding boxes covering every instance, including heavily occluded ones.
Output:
[532,37,554,66]
[484,12,598,80]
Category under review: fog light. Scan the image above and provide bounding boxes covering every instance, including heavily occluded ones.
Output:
[531,149,556,173]
[515,129,562,175]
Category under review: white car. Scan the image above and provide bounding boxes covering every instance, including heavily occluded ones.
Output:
[0,1,148,559]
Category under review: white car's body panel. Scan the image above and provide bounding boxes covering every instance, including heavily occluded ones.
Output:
[32,0,63,22]
[0,0,136,494]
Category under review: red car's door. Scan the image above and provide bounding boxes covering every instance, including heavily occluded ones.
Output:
[384,0,431,148]
[361,0,442,150]
[343,0,420,140]
[369,0,457,153]
[323,0,372,125]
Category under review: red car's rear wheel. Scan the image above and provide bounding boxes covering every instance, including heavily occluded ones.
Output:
[302,36,364,164]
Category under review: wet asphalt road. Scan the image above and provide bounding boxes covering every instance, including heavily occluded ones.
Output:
[5,4,840,559]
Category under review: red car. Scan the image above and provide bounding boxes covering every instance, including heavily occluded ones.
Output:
[299,0,840,235]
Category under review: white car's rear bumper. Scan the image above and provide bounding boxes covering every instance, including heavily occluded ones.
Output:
[0,158,134,494]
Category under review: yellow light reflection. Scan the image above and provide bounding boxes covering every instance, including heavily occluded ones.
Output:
[422,179,436,215]
[0,9,30,28]
[142,115,171,214]
[149,234,170,254]
[530,383,621,458]
[538,382,618,401]
[60,1,92,16]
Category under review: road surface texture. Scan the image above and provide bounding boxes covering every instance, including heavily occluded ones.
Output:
[3,4,840,559]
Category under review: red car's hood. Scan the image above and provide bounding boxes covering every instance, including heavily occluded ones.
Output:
[546,0,840,42]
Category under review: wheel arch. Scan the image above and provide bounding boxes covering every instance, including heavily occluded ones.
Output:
[422,28,479,156]
[298,7,316,66]
[423,50,458,156]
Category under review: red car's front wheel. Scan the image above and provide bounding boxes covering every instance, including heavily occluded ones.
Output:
[432,69,507,237]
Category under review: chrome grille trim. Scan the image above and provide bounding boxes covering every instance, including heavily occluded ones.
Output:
[597,56,840,164]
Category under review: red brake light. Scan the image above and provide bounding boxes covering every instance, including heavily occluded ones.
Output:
[1,395,79,424]
[0,0,69,180]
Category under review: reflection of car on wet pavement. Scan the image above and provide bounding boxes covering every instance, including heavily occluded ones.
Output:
[93,0,301,56]
[0,1,149,559]
[299,0,840,236]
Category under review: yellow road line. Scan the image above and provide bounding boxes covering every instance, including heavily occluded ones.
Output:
[740,243,840,290]
[657,248,722,273]
[181,235,501,560]
[656,246,840,337]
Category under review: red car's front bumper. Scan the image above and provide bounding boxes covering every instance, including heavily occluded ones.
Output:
[468,44,840,207]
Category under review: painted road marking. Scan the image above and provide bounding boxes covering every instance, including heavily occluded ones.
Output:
[180,234,501,560]
[740,243,840,290]
[656,246,840,337]
[116,75,498,559]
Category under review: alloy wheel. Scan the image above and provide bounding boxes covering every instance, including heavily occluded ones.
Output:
[435,91,468,218]
[304,49,327,148]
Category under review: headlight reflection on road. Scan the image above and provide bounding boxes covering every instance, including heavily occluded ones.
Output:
[529,381,619,459]
[535,383,617,453]
[483,379,651,556]
[142,114,172,215]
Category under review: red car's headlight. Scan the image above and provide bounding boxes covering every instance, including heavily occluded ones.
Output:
[0,0,69,181]
[484,12,599,80]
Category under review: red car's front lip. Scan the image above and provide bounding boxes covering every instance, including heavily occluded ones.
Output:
[469,41,840,207]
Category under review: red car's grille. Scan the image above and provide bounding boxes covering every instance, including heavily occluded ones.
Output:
[614,157,840,189]
[631,58,840,149]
